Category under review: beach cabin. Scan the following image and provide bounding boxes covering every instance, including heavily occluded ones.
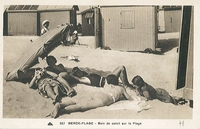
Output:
[163,6,182,33]
[100,5,158,51]
[79,7,101,48]
[81,8,95,36]
[4,5,78,36]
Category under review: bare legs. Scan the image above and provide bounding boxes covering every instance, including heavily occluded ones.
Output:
[49,96,104,118]
[57,74,76,97]
[111,65,131,87]
[59,72,70,81]
[45,84,60,104]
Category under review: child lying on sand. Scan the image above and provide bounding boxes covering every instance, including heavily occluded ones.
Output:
[132,75,185,105]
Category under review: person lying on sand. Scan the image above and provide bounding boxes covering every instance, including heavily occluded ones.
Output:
[45,55,78,83]
[46,55,69,79]
[132,75,185,105]
[70,65,133,88]
[47,75,151,118]
[29,68,76,104]
[45,55,77,97]
[46,56,73,80]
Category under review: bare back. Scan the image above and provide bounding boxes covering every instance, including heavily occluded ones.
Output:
[103,84,124,102]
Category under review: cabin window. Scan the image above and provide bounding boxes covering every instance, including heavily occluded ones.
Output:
[85,12,94,24]
[120,10,135,29]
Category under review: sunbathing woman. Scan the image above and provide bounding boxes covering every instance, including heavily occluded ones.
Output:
[47,75,150,118]
[29,68,76,104]
[70,65,132,88]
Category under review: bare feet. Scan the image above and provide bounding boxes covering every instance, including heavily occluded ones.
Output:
[50,102,61,118]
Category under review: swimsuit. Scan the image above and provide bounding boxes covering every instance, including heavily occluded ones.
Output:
[86,74,106,87]
[92,85,120,106]
[37,77,67,98]
[92,91,115,106]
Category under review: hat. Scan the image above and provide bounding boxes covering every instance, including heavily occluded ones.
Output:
[42,20,49,25]
[73,30,78,34]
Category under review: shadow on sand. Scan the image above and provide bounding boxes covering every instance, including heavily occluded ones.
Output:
[157,38,179,53]
[130,38,179,55]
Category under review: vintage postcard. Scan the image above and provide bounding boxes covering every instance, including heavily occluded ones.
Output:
[1,0,200,128]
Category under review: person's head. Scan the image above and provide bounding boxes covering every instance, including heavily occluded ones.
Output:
[132,75,145,87]
[73,30,78,35]
[106,74,119,85]
[46,56,57,66]
[72,67,87,77]
[42,20,50,28]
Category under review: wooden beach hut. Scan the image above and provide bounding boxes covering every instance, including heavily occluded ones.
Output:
[163,6,182,33]
[100,5,158,51]
[4,5,78,36]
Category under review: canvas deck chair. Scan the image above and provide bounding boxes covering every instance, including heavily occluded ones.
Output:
[6,24,71,82]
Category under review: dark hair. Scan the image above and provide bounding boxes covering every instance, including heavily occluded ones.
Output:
[72,67,87,77]
[132,75,144,87]
[46,56,57,65]
[106,74,119,85]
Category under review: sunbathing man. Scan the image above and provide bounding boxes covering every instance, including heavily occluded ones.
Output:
[45,55,76,96]
[47,74,151,118]
[69,65,133,88]
[132,75,184,105]
[29,68,76,104]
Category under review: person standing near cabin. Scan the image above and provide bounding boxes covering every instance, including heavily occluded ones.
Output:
[77,23,82,33]
[70,30,80,45]
[41,20,50,35]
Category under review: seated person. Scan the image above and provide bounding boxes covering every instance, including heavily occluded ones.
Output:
[46,55,69,80]
[69,65,132,88]
[29,68,76,104]
[29,69,64,104]
[47,75,151,118]
[132,75,184,105]
[45,55,76,96]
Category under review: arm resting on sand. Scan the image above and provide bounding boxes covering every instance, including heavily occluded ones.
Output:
[69,73,91,85]
[143,91,152,100]
[29,75,37,88]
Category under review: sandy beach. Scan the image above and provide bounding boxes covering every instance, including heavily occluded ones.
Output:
[3,32,192,119]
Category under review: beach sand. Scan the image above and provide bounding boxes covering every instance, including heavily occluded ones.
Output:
[3,33,192,119]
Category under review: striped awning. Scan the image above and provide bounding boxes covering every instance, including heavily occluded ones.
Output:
[6,24,71,81]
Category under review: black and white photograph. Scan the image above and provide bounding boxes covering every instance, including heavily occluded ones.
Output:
[1,1,200,128]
